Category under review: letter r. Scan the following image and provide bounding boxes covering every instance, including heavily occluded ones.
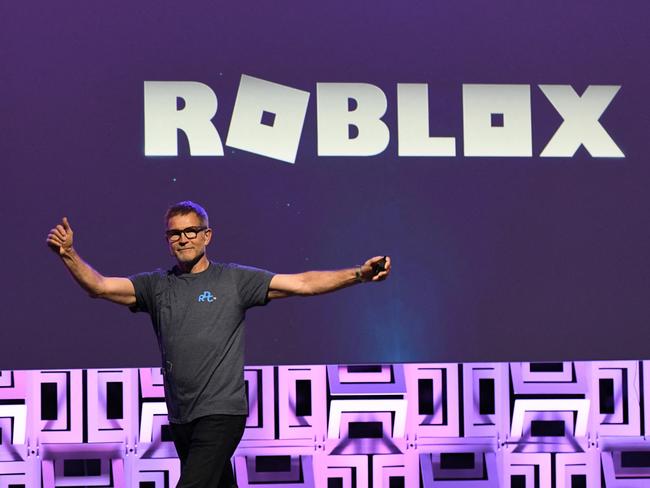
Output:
[144,81,223,156]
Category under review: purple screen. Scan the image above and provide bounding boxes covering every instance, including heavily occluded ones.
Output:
[2,1,649,369]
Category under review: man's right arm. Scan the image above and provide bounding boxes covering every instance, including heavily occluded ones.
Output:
[46,217,136,307]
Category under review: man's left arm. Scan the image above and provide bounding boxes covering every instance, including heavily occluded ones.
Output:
[267,256,391,300]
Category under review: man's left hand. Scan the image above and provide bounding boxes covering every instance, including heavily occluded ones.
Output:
[359,256,391,282]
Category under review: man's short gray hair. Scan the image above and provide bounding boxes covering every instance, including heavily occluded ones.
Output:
[165,201,209,227]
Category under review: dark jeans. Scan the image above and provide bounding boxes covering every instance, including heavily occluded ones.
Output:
[169,414,247,488]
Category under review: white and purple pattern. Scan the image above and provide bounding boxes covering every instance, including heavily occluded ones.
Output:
[0,361,648,487]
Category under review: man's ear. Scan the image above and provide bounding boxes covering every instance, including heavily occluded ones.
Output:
[204,228,213,246]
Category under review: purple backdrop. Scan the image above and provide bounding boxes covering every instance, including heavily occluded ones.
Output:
[2,0,649,369]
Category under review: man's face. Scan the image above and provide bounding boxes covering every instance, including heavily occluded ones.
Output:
[166,212,212,265]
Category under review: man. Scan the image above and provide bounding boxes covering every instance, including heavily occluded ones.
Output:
[46,200,391,488]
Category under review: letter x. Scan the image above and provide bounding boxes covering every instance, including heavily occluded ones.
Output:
[540,85,624,158]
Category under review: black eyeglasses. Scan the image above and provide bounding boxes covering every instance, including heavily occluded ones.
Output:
[165,226,208,242]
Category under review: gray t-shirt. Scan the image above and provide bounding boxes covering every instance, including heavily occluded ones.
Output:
[129,261,274,423]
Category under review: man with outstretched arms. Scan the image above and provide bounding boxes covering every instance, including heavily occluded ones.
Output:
[46,200,391,488]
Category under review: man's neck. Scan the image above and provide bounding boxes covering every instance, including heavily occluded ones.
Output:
[177,254,210,274]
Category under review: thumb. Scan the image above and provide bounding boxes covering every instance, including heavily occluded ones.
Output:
[62,217,71,231]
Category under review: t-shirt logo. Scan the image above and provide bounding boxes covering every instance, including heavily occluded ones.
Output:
[197,291,216,303]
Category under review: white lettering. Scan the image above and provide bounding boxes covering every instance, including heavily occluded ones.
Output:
[539,84,624,158]
[317,83,389,156]
[226,75,310,164]
[144,81,223,156]
[463,84,532,157]
[397,84,456,156]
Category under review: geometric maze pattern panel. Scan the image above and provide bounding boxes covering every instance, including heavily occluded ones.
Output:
[1,360,649,487]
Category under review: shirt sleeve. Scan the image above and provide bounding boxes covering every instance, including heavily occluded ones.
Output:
[229,264,275,309]
[128,270,158,314]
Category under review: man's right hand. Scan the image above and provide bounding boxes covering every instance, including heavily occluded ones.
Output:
[47,217,74,257]
[45,217,136,306]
